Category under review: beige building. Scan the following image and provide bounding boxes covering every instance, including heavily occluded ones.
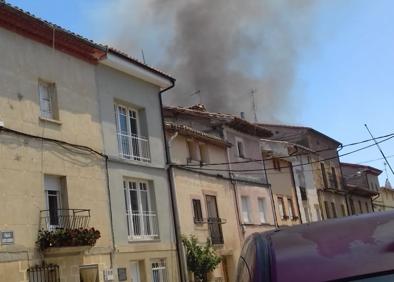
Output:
[166,122,242,282]
[0,4,112,282]
[341,163,381,215]
[163,105,276,242]
[259,124,347,220]
[374,185,394,212]
[0,3,180,282]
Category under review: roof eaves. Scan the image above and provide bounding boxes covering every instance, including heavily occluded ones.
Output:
[165,122,231,147]
[108,48,175,82]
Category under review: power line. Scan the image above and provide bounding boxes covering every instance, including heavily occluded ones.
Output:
[365,124,394,176]
[179,132,394,167]
[175,135,394,173]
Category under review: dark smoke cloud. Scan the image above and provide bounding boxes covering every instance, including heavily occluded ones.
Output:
[93,0,317,122]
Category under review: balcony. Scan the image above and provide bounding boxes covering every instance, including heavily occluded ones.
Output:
[117,132,151,162]
[208,217,225,245]
[38,209,100,252]
[127,211,159,241]
[39,209,90,231]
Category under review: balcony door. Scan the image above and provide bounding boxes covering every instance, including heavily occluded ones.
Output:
[124,180,158,240]
[44,175,62,229]
[206,195,223,245]
[116,105,141,160]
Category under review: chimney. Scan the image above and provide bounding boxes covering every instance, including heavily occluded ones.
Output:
[240,112,245,119]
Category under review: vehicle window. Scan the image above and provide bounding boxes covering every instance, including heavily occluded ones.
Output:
[236,236,256,282]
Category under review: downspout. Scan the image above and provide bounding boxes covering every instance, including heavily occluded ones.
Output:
[105,156,115,268]
[159,82,187,282]
[222,128,244,240]
[289,162,303,224]
[262,153,278,228]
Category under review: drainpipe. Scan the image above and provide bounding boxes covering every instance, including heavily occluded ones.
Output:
[222,128,244,240]
[159,82,187,282]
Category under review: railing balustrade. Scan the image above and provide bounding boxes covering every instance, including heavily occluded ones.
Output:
[127,210,159,240]
[39,209,90,231]
[117,132,151,162]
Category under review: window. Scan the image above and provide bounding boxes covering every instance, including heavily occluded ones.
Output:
[321,163,328,188]
[116,104,150,162]
[278,197,287,219]
[38,80,58,120]
[236,138,245,158]
[192,199,203,223]
[258,198,267,223]
[187,140,199,162]
[44,175,64,229]
[324,201,331,219]
[315,204,322,221]
[151,259,167,282]
[300,186,307,201]
[331,167,338,188]
[272,158,281,171]
[349,199,356,215]
[288,199,295,219]
[331,202,337,218]
[199,143,209,163]
[358,200,363,214]
[241,196,251,223]
[341,204,346,217]
[124,180,158,240]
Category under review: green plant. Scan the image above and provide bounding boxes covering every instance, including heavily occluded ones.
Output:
[181,235,222,282]
[37,228,100,251]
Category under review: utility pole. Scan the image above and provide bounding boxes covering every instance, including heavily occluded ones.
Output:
[365,124,394,176]
[250,89,258,123]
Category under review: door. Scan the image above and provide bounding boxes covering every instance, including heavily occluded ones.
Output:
[44,175,62,229]
[130,262,141,282]
[206,195,223,244]
[80,265,98,282]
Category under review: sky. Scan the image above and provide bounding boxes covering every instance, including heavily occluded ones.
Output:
[6,0,394,185]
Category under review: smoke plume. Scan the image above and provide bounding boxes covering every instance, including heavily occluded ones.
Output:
[93,0,317,121]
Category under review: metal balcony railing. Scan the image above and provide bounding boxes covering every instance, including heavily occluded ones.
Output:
[39,209,90,231]
[117,132,151,162]
[208,217,225,245]
[127,211,159,240]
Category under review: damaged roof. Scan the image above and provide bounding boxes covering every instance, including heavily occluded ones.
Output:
[341,162,383,175]
[257,122,341,146]
[165,122,232,147]
[164,105,273,138]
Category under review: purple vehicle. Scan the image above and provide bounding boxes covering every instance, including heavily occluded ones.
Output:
[237,211,394,282]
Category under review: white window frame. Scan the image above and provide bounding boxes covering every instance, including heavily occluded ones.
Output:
[124,179,158,240]
[151,259,168,282]
[241,196,251,223]
[38,80,57,120]
[278,197,286,219]
[258,198,267,224]
[115,103,150,161]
